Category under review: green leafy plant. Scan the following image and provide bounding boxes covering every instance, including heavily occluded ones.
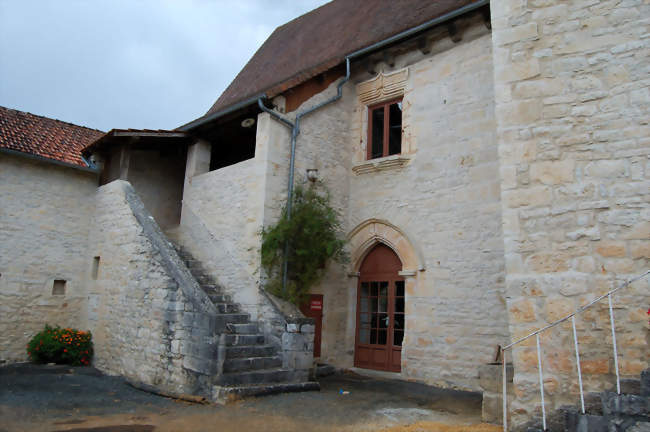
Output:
[26,325,93,366]
[261,183,348,305]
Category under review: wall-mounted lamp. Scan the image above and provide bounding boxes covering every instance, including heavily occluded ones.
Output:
[306,168,319,183]
[241,118,256,128]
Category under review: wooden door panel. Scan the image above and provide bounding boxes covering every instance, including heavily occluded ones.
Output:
[354,244,404,372]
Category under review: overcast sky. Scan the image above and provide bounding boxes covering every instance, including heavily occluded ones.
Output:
[0,0,329,131]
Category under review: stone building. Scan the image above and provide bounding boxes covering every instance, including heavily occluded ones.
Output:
[1,0,648,426]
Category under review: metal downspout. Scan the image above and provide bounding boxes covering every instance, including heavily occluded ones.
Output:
[258,57,351,294]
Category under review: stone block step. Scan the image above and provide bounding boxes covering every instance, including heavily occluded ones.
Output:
[225,334,265,346]
[226,345,276,359]
[215,314,250,330]
[213,381,320,403]
[223,356,282,373]
[228,323,258,334]
[202,284,221,294]
[208,293,232,303]
[214,368,300,386]
[195,275,214,284]
[215,303,239,314]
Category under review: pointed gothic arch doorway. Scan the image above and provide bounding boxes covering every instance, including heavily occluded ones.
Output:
[354,243,404,372]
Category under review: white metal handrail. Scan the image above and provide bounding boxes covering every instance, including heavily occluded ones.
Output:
[501,269,650,431]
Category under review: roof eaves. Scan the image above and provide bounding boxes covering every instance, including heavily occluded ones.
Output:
[177,93,267,132]
[183,0,489,132]
[0,147,100,174]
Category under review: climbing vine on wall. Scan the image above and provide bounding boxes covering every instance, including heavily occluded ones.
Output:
[261,183,348,306]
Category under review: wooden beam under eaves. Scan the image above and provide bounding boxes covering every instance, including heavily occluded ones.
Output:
[447,22,462,43]
[417,36,432,54]
[482,8,492,30]
[363,57,377,75]
[383,51,395,68]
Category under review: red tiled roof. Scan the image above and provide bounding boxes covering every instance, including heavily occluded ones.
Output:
[0,106,104,167]
[205,0,478,117]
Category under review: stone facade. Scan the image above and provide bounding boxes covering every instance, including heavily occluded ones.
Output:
[0,154,97,363]
[278,17,510,391]
[1,0,647,423]
[490,0,650,425]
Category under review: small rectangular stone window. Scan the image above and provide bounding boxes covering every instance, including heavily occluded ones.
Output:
[52,279,66,296]
[367,97,402,160]
[92,256,100,280]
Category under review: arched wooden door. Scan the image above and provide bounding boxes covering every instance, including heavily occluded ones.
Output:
[354,244,404,372]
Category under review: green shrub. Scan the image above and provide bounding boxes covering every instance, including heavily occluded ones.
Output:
[26,325,93,366]
[261,183,348,305]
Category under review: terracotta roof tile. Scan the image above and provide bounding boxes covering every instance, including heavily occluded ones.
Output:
[205,0,478,117]
[0,106,104,167]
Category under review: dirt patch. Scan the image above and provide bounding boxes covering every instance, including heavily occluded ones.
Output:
[51,427,154,432]
[380,422,502,432]
[1,365,488,432]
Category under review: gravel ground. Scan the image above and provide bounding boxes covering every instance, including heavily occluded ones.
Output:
[0,363,493,432]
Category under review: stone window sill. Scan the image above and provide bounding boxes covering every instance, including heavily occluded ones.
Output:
[352,154,411,175]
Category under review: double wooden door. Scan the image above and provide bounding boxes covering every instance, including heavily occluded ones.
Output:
[354,244,404,372]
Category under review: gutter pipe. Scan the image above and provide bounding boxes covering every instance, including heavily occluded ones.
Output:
[215,0,489,294]
[258,57,351,294]
[180,0,488,134]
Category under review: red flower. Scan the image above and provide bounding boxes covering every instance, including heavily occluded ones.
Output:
[63,349,67,353]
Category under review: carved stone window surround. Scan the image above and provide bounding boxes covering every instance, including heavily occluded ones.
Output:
[355,68,411,169]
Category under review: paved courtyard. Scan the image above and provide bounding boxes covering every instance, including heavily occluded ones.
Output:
[0,364,499,432]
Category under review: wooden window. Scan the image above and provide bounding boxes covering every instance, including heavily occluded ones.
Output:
[367,98,402,160]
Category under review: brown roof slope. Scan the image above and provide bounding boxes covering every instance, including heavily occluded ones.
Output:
[0,106,104,167]
[207,0,476,116]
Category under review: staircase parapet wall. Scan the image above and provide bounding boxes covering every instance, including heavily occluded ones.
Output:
[122,181,217,317]
[258,289,315,374]
[90,180,218,400]
[172,204,316,377]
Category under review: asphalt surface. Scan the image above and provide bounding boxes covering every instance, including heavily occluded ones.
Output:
[0,363,483,432]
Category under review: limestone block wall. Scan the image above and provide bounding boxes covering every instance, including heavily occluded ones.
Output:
[178,113,292,321]
[88,180,218,397]
[350,30,509,391]
[490,0,650,423]
[287,19,510,392]
[127,149,186,230]
[282,79,356,367]
[0,154,97,363]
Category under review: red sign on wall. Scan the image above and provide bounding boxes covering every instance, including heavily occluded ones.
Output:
[310,299,322,311]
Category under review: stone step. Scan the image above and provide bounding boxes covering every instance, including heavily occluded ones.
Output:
[228,323,258,334]
[208,293,232,303]
[214,368,300,386]
[225,334,265,346]
[213,381,320,403]
[215,303,239,314]
[223,356,282,373]
[184,260,203,270]
[202,284,221,294]
[215,314,250,329]
[226,345,276,359]
[195,275,214,284]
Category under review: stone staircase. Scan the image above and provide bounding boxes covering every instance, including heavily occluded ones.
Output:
[172,245,319,401]
[521,369,650,432]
